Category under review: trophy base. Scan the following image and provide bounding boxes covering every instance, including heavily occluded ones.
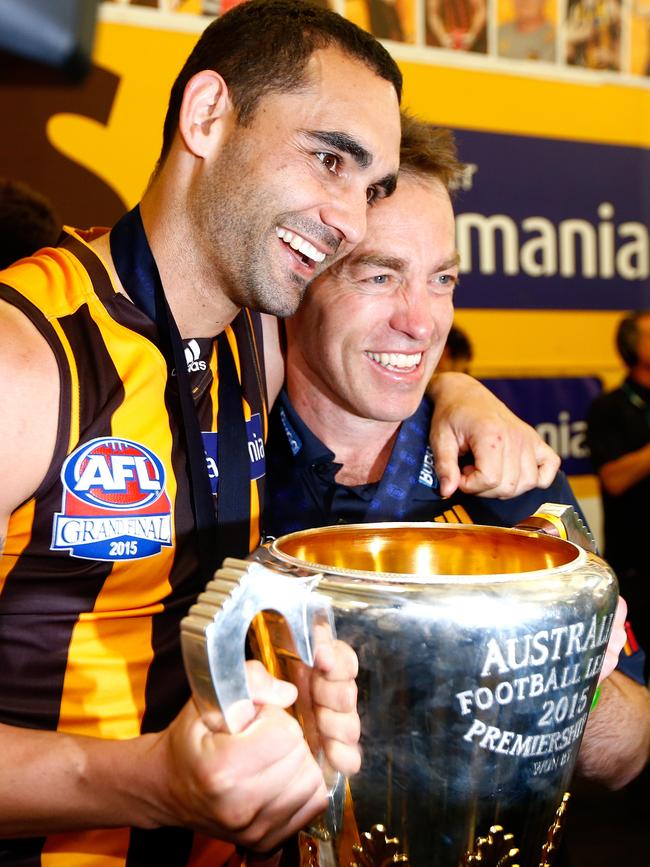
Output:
[297,792,571,867]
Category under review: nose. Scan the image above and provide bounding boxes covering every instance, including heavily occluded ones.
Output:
[389,283,440,343]
[318,184,368,249]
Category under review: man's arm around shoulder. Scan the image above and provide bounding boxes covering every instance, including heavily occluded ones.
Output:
[427,372,560,499]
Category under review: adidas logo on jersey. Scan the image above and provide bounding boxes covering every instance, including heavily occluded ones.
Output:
[184,339,207,372]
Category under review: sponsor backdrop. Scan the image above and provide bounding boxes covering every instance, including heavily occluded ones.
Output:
[452,130,649,311]
[2,0,650,543]
[481,377,604,477]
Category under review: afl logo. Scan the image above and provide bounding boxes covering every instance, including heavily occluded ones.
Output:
[62,437,165,509]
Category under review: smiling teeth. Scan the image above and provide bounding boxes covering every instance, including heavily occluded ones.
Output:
[276,227,326,263]
[366,351,422,370]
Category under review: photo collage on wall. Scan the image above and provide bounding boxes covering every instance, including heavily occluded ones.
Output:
[106,0,650,77]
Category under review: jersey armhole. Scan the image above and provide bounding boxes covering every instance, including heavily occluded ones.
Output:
[0,283,73,508]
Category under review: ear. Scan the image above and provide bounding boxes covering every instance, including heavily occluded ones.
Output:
[178,70,233,159]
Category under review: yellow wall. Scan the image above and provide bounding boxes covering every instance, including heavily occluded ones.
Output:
[51,22,197,207]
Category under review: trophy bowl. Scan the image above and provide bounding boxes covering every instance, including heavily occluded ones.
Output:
[181,510,617,866]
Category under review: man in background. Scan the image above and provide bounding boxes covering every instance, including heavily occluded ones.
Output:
[437,322,473,374]
[587,310,650,681]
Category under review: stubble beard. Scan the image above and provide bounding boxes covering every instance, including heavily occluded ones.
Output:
[196,173,309,319]
[245,264,310,319]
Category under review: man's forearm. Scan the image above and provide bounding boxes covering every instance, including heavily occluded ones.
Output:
[0,723,165,836]
[599,442,650,496]
[575,672,650,790]
[0,662,355,850]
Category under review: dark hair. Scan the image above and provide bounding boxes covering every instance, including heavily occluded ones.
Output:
[444,324,473,362]
[0,179,60,270]
[616,310,650,368]
[398,112,465,192]
[158,0,402,168]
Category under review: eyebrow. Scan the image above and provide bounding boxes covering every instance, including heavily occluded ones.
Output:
[353,251,461,272]
[440,251,462,270]
[305,130,398,198]
[375,173,398,198]
[306,130,372,168]
[354,254,405,271]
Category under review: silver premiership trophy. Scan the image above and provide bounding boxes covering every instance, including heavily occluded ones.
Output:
[181,505,617,866]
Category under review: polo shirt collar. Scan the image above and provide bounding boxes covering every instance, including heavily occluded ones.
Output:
[277,390,443,504]
[276,389,338,468]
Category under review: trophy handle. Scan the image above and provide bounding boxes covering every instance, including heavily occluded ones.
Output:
[180,557,346,835]
[514,502,598,554]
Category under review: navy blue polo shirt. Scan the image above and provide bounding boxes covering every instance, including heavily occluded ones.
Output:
[266,389,581,534]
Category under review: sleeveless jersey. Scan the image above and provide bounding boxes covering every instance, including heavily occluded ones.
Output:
[0,228,268,867]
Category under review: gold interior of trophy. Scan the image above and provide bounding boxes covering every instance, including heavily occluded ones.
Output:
[271,523,579,578]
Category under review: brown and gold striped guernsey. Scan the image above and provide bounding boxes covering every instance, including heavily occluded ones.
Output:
[0,228,268,867]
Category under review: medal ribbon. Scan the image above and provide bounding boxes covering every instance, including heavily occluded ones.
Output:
[110,205,251,580]
[365,400,439,521]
